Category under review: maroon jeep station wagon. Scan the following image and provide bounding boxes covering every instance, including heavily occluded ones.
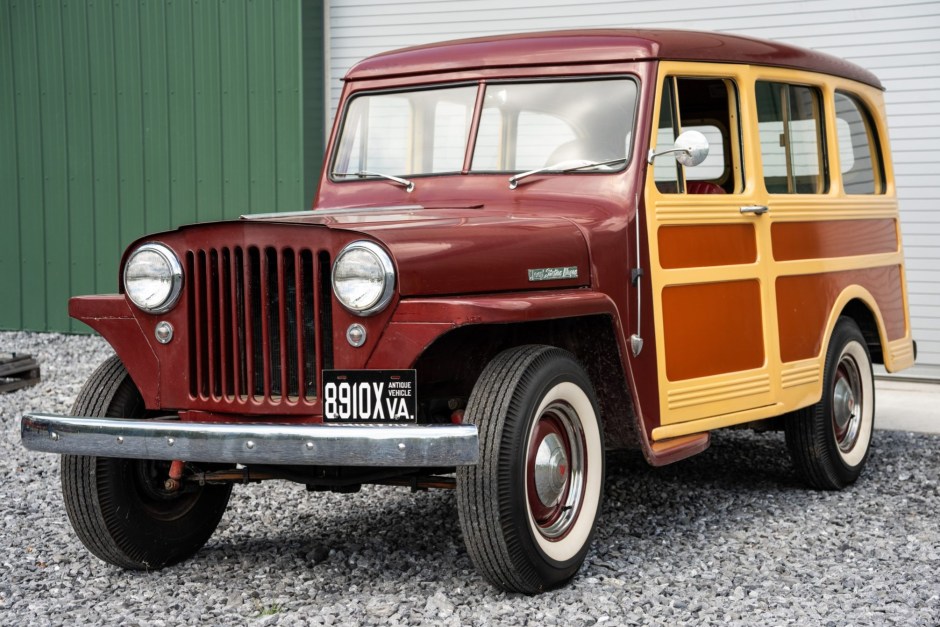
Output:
[22,29,914,592]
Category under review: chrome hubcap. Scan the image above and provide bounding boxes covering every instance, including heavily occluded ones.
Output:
[534,433,569,508]
[833,355,862,453]
[526,401,585,539]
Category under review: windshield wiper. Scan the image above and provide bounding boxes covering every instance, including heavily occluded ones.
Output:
[334,170,415,192]
[508,157,627,190]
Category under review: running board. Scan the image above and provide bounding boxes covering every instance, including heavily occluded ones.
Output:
[648,433,710,466]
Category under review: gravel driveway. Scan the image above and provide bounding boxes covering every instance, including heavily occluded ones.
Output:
[2,331,938,625]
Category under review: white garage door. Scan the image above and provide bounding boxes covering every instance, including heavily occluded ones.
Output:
[326,0,940,376]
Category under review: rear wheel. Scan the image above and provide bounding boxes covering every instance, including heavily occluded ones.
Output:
[785,318,875,489]
[457,346,604,593]
[61,356,232,569]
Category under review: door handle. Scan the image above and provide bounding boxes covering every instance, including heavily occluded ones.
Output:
[740,205,769,215]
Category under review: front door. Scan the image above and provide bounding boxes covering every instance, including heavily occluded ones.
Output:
[644,63,779,434]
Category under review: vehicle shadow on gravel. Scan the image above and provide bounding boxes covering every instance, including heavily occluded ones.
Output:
[607,428,800,490]
[197,480,475,585]
[191,428,932,588]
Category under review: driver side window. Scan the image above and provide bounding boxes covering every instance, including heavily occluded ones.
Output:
[655,76,742,194]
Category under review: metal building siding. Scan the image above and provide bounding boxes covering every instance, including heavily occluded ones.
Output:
[328,0,940,370]
[0,0,322,334]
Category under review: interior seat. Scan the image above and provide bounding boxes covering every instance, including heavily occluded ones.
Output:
[686,181,726,194]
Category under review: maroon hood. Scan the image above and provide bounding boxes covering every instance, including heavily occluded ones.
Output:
[245,204,591,296]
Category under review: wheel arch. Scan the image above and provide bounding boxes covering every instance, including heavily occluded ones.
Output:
[413,314,640,450]
[823,285,890,367]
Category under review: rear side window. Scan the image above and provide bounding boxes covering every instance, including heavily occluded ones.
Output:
[756,82,828,194]
[834,92,884,194]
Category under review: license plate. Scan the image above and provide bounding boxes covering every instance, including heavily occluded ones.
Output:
[322,370,417,423]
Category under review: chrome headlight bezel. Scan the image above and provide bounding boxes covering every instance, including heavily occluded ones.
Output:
[331,240,396,316]
[123,242,184,314]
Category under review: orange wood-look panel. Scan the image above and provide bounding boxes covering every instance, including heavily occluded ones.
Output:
[658,224,757,269]
[777,266,906,362]
[662,280,764,381]
[772,219,897,262]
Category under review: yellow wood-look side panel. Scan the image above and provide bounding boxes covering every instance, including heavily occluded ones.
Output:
[646,61,914,441]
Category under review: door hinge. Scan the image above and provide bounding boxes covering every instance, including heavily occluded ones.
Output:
[631,267,644,287]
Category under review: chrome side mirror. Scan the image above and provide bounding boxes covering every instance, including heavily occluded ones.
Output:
[646,130,710,167]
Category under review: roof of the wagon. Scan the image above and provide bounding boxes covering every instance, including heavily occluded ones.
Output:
[345,29,882,89]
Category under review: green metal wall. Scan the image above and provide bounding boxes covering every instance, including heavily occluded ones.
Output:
[0,0,325,333]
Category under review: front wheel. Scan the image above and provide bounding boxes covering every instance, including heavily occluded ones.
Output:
[457,346,605,593]
[785,317,875,489]
[61,356,232,569]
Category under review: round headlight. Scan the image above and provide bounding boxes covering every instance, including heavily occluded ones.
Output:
[123,243,183,314]
[332,240,395,316]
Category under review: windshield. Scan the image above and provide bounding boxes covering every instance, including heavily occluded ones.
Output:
[331,78,638,180]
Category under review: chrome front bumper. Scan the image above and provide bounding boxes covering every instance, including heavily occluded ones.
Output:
[20,413,479,467]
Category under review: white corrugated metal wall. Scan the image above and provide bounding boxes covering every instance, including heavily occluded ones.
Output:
[326,0,940,375]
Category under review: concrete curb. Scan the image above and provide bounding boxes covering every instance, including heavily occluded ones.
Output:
[876,379,939,434]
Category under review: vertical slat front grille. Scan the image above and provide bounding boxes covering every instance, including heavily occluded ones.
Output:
[187,246,323,405]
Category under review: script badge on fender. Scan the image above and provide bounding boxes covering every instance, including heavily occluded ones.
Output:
[528,266,578,282]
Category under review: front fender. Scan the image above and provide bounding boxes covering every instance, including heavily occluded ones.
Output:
[367,290,622,369]
[69,295,161,407]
